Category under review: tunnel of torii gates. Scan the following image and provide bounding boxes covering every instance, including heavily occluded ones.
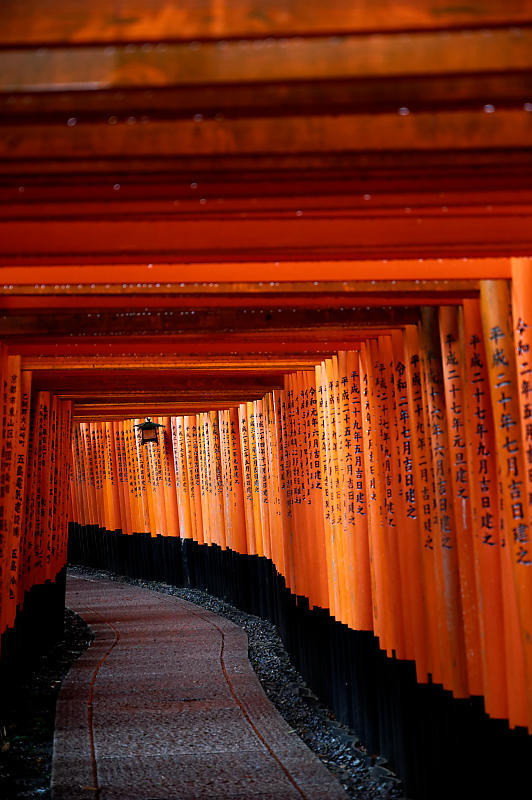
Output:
[2,3,532,799]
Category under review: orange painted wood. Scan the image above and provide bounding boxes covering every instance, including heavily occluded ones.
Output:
[313,366,328,609]
[0,212,530,264]
[299,369,327,612]
[404,324,443,686]
[148,418,167,536]
[359,341,389,646]
[196,413,211,546]
[3,0,529,45]
[3,112,532,165]
[295,371,314,604]
[2,0,529,46]
[276,389,296,594]
[461,299,510,722]
[344,350,373,631]
[269,394,287,580]
[481,279,532,731]
[172,417,192,538]
[419,308,469,698]
[187,416,205,544]
[118,421,134,534]
[246,401,264,558]
[509,262,532,724]
[155,417,172,536]
[237,404,256,557]
[33,392,51,585]
[331,355,354,628]
[511,258,532,558]
[375,335,408,659]
[106,421,121,531]
[283,374,301,596]
[439,306,483,696]
[254,398,271,561]
[391,330,429,681]
[113,422,130,534]
[73,425,90,530]
[317,360,341,621]
[334,352,358,630]
[210,410,227,550]
[382,334,413,659]
[263,395,280,573]
[0,356,21,630]
[0,260,511,287]
[56,400,73,570]
[4,27,532,93]
[126,420,142,533]
[159,419,178,536]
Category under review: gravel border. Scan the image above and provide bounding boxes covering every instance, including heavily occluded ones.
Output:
[69,565,408,800]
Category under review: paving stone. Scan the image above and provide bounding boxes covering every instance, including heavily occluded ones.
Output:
[52,575,348,799]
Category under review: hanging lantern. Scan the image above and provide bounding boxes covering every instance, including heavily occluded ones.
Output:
[135,417,164,445]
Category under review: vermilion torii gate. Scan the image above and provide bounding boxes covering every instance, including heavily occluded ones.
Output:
[1,3,532,798]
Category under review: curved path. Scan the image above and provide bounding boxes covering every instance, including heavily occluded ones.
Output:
[52,574,348,799]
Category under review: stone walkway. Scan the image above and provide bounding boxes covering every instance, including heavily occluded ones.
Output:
[52,574,348,799]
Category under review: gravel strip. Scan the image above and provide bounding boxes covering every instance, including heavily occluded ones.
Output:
[69,565,408,800]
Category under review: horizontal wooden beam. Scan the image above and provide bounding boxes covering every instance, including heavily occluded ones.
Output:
[3,1,529,46]
[8,341,388,359]
[0,261,510,287]
[0,214,529,262]
[72,404,242,421]
[0,294,470,316]
[30,371,283,392]
[2,74,530,123]
[56,387,275,400]
[3,189,532,223]
[3,111,532,163]
[4,172,531,204]
[3,28,532,93]
[69,392,276,414]
[2,151,531,181]
[22,355,328,371]
[0,309,419,340]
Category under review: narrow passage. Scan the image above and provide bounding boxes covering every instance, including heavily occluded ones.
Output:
[52,574,348,800]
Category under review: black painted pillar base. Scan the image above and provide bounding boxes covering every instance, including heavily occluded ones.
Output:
[0,566,67,701]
